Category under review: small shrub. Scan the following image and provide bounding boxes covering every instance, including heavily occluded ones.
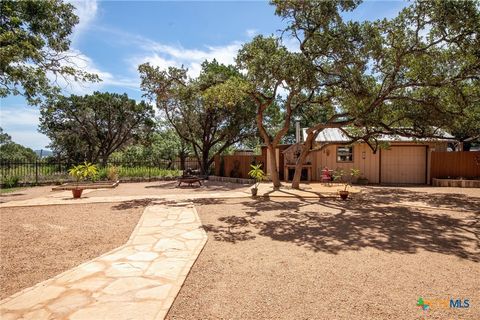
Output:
[97,168,108,181]
[68,162,98,184]
[248,164,265,189]
[3,175,20,188]
[107,165,120,181]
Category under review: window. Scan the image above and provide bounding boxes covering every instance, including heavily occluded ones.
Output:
[337,146,353,162]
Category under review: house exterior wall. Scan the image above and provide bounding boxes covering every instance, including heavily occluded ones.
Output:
[380,145,427,184]
[312,143,380,183]
[312,141,448,184]
[265,141,448,184]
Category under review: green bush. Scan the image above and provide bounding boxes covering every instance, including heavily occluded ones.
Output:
[97,168,108,181]
[3,175,20,188]
[107,165,120,181]
[118,166,180,179]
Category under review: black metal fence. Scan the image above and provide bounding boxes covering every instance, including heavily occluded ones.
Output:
[0,158,204,187]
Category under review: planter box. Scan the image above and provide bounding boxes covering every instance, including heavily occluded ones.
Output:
[432,178,480,188]
[51,180,120,191]
[208,175,254,185]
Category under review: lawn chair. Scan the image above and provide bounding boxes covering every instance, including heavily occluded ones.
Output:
[321,167,332,185]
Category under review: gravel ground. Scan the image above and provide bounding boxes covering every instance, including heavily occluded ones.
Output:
[0,203,144,299]
[85,181,250,198]
[0,186,64,203]
[167,192,479,319]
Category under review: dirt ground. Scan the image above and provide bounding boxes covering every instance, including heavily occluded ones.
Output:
[0,202,144,299]
[167,190,480,319]
[84,180,250,198]
[0,186,64,203]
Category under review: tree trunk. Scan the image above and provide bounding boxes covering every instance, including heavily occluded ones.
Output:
[179,153,187,170]
[291,132,317,189]
[267,145,281,188]
[201,150,210,175]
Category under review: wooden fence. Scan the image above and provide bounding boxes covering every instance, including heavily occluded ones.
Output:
[214,154,266,179]
[430,151,480,179]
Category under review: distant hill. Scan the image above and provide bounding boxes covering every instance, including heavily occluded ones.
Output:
[34,149,53,158]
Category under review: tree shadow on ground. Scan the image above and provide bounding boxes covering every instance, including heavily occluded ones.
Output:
[202,215,256,243]
[193,198,228,206]
[112,198,164,210]
[203,190,479,262]
[358,187,480,211]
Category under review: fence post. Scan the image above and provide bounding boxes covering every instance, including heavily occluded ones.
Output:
[148,161,151,181]
[35,160,39,185]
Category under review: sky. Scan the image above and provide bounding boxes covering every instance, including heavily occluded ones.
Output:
[0,0,408,150]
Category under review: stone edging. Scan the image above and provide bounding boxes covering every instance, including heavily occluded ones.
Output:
[208,175,254,184]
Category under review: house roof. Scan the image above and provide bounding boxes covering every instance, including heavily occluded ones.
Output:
[302,127,454,143]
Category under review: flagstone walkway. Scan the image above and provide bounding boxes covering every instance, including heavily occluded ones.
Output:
[0,202,207,320]
[0,182,359,319]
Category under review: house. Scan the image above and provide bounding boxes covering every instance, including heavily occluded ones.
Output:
[264,128,453,185]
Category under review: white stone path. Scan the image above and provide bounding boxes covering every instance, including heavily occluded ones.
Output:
[0,202,207,320]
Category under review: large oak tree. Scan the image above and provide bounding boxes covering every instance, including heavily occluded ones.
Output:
[139,60,257,175]
[0,0,98,104]
[235,36,319,187]
[40,92,155,163]
[271,0,480,188]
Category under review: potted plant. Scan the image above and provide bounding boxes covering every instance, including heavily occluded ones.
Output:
[68,162,98,198]
[333,168,360,200]
[248,164,265,197]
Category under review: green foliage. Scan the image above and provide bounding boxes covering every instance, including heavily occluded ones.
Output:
[0,127,38,161]
[270,0,480,148]
[106,165,120,181]
[333,168,361,191]
[2,175,20,188]
[112,129,191,166]
[0,0,99,104]
[139,59,257,174]
[248,164,266,189]
[40,92,155,163]
[68,162,98,183]
[0,127,12,145]
[117,167,180,179]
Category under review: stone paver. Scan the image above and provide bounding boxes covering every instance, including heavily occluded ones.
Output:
[0,203,207,320]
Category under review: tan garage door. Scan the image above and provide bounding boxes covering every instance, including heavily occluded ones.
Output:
[381,146,427,184]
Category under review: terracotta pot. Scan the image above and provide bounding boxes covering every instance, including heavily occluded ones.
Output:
[72,188,83,199]
[251,188,258,196]
[339,190,349,200]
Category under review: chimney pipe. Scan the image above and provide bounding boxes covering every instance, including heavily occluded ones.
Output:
[295,120,301,143]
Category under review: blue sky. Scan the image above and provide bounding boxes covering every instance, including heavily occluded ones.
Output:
[0,0,408,150]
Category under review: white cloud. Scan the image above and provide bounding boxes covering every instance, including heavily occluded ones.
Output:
[4,130,51,150]
[0,107,39,127]
[130,40,243,78]
[49,49,140,95]
[246,29,258,37]
[68,0,98,43]
[56,0,141,94]
[0,107,50,149]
